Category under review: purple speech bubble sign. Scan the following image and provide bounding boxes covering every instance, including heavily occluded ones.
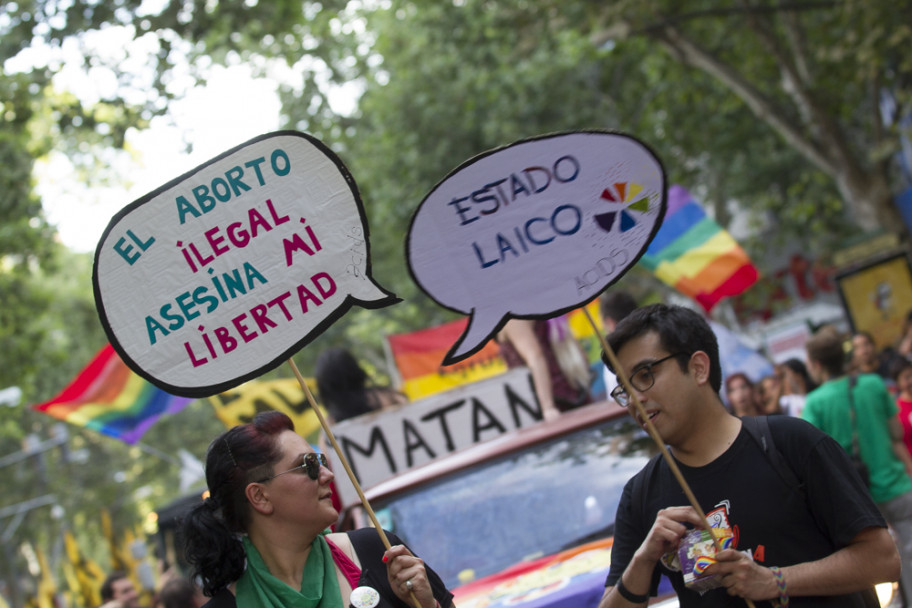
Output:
[406,131,666,365]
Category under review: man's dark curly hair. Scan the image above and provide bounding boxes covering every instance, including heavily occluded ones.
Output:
[603,303,722,393]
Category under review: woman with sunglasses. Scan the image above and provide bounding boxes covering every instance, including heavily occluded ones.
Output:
[182,411,453,608]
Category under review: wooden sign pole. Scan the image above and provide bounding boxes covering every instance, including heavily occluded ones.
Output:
[287,359,423,608]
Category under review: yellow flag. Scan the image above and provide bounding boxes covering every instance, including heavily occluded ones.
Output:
[121,527,139,572]
[61,559,82,606]
[34,546,57,608]
[64,530,104,607]
[207,378,324,442]
[101,509,129,571]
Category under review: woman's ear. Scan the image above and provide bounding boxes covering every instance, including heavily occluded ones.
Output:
[690,351,711,385]
[245,482,274,515]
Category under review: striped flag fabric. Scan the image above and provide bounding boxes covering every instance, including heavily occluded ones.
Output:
[640,185,759,312]
[388,304,604,402]
[387,319,507,400]
[32,344,193,444]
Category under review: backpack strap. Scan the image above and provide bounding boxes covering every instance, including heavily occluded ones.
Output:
[740,416,804,497]
[847,375,863,460]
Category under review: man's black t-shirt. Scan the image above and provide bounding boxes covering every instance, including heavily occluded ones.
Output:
[606,416,886,606]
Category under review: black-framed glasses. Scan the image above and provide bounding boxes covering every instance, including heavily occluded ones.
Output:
[610,353,683,407]
[257,452,328,483]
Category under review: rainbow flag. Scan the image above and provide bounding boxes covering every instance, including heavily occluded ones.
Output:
[640,185,759,312]
[388,304,605,401]
[387,319,507,400]
[33,344,193,444]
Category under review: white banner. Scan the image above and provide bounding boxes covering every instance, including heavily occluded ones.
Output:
[330,368,540,507]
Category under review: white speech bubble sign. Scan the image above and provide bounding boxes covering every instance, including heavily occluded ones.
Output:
[407,131,666,365]
[94,131,398,397]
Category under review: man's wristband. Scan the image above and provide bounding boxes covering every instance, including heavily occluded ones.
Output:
[770,566,789,608]
[615,577,649,604]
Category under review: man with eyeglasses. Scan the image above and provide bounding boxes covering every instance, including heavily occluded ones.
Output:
[597,304,898,608]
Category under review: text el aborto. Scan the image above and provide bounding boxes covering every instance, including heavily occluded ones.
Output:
[109,148,293,267]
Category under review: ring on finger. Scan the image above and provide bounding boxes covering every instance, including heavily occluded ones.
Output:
[405,579,413,591]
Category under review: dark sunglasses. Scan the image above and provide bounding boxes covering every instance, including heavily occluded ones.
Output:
[257,452,328,483]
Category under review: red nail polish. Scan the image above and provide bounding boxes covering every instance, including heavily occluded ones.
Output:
[382,555,388,563]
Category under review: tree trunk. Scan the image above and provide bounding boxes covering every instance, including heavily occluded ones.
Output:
[835,165,909,238]
[644,25,911,242]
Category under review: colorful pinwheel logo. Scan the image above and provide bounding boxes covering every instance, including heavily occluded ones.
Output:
[594,182,650,233]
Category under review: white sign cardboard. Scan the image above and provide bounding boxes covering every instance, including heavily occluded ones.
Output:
[406,131,666,364]
[329,368,539,507]
[93,131,398,397]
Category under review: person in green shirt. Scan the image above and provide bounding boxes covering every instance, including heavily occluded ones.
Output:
[803,324,912,601]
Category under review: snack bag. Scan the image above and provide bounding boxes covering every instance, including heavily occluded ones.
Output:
[678,527,734,593]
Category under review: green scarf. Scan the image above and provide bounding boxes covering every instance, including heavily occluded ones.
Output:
[236,533,343,608]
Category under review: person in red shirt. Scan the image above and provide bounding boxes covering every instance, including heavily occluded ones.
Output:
[891,357,912,459]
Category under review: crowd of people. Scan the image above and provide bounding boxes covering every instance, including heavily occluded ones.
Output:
[720,317,912,422]
[88,298,912,608]
[599,303,900,607]
[723,358,818,418]
[98,569,206,608]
